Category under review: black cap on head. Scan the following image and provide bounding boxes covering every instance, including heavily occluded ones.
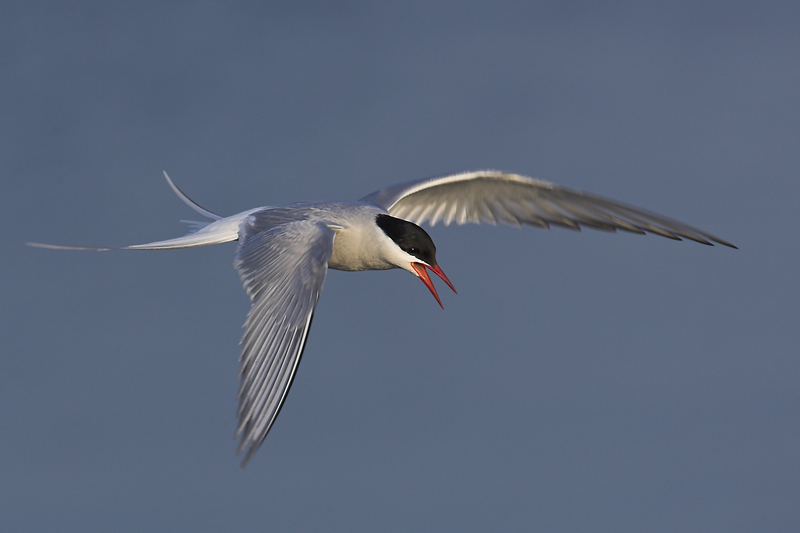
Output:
[375,214,437,265]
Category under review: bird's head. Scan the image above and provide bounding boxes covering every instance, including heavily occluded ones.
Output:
[375,214,457,308]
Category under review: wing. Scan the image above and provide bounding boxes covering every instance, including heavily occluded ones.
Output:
[360,170,736,248]
[233,212,336,466]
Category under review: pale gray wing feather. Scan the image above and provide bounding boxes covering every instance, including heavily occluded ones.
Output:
[360,170,736,248]
[233,211,335,466]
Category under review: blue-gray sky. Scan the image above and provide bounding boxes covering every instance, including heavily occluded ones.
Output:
[2,2,798,531]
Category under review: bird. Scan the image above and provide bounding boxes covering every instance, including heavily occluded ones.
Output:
[28,170,736,465]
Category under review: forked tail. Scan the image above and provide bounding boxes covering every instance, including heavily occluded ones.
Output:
[27,172,246,251]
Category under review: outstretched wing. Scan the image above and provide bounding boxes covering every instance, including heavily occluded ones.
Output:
[233,211,336,466]
[360,170,736,248]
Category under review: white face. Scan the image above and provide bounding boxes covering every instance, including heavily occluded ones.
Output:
[400,251,431,274]
[376,231,430,274]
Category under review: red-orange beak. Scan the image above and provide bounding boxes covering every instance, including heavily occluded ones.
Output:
[410,262,457,309]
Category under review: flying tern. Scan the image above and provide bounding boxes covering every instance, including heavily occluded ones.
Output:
[29,170,736,465]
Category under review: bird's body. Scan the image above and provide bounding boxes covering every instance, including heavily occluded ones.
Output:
[29,170,735,465]
[299,202,406,272]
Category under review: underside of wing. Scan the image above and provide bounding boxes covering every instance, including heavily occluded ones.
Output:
[360,170,736,248]
[233,212,335,466]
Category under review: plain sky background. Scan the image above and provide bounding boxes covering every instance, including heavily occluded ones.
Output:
[2,1,798,531]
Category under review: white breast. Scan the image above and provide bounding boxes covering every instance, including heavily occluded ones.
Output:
[324,204,407,272]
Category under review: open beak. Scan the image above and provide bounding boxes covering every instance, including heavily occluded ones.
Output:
[410,262,457,309]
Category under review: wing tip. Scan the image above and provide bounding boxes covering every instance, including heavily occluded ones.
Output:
[714,238,738,249]
[235,432,263,468]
